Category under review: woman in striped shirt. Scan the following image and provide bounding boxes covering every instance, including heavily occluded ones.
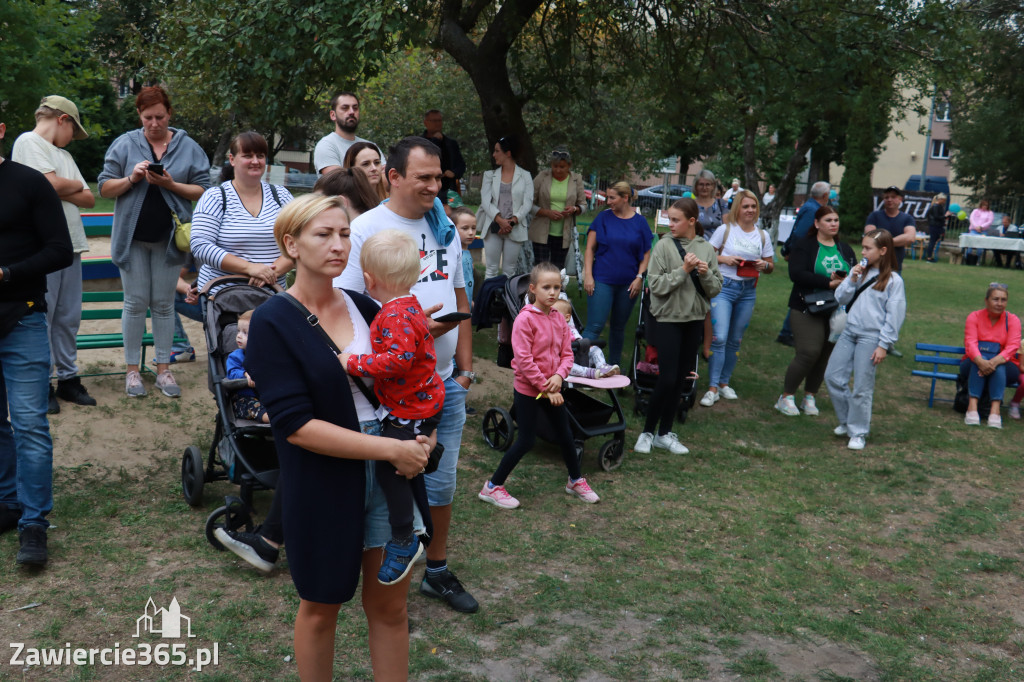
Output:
[190,132,293,293]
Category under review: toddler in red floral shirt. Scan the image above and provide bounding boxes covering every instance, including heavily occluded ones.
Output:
[339,229,444,585]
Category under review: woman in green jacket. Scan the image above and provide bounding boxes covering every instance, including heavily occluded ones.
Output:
[634,198,722,456]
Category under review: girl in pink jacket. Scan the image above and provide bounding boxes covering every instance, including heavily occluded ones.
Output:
[478,262,601,509]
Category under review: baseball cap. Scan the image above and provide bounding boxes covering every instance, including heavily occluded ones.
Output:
[40,96,88,140]
[883,185,903,197]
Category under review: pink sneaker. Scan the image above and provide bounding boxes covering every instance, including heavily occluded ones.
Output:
[565,477,600,504]
[1010,403,1020,420]
[478,482,520,509]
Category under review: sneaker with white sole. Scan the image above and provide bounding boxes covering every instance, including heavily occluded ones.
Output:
[213,527,279,573]
[775,394,800,416]
[833,424,848,437]
[1010,403,1021,420]
[478,482,520,509]
[988,413,1002,429]
[652,431,689,454]
[699,390,719,407]
[719,386,738,400]
[378,536,424,585]
[964,410,980,426]
[125,370,146,397]
[565,477,600,503]
[597,364,620,378]
[847,435,866,450]
[155,370,181,397]
[634,432,654,453]
[801,395,819,416]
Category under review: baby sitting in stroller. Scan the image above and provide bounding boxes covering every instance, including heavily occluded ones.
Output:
[226,310,270,424]
[339,230,442,586]
[551,298,620,380]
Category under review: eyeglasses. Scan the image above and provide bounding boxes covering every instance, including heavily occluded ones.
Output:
[989,282,1009,291]
[550,150,571,161]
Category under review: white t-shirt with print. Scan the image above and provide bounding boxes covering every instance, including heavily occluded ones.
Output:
[708,223,773,281]
[335,203,466,380]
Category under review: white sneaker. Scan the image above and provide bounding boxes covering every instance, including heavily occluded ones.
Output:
[651,432,689,455]
[719,386,738,400]
[775,394,800,416]
[699,390,720,407]
[988,413,1002,429]
[833,424,848,437]
[964,411,980,426]
[847,436,866,450]
[634,432,654,453]
[801,395,819,416]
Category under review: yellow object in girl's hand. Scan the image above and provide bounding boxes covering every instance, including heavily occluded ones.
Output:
[536,392,546,400]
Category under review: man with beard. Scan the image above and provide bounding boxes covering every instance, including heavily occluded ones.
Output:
[314,91,375,175]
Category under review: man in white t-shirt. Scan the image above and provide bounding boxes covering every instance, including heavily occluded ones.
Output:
[336,137,478,613]
[313,91,375,175]
[11,96,97,413]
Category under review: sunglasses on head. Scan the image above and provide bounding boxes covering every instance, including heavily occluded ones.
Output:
[989,282,1008,291]
[550,150,570,161]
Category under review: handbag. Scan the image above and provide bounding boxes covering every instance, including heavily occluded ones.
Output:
[826,275,879,341]
[278,292,443,474]
[172,212,191,253]
[978,340,1002,360]
[801,289,838,315]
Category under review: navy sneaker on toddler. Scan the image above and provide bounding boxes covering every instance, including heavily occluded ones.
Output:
[378,535,424,585]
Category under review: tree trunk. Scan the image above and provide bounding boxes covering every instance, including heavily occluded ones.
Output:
[742,119,760,196]
[763,125,819,228]
[211,128,233,168]
[437,0,544,175]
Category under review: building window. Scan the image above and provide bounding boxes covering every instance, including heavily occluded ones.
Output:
[934,100,951,122]
[931,140,951,159]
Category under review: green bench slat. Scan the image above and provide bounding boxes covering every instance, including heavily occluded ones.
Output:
[83,291,125,303]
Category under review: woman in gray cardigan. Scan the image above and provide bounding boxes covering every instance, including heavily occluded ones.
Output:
[98,86,210,398]
[479,135,533,278]
[529,147,587,270]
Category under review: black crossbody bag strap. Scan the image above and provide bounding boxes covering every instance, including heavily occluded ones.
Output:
[279,292,380,409]
[670,238,709,300]
[847,275,879,311]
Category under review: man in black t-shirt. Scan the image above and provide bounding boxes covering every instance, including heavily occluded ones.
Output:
[0,120,73,567]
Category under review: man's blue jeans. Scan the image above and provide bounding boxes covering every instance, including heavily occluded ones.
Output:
[424,377,467,507]
[0,312,54,530]
[583,281,636,367]
[172,292,204,353]
[708,277,758,388]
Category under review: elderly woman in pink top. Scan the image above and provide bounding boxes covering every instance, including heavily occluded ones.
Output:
[960,282,1021,428]
[477,262,600,510]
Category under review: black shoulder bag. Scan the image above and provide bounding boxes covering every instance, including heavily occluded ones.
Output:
[278,292,443,473]
[670,239,710,300]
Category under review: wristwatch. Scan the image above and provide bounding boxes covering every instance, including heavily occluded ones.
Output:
[456,370,475,382]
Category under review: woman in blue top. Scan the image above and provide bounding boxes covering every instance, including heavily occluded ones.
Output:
[582,181,652,367]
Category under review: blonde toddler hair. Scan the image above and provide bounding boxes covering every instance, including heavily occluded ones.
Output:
[361,229,421,290]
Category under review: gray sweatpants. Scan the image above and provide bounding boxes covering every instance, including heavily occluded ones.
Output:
[119,241,179,366]
[824,327,881,438]
[45,253,83,380]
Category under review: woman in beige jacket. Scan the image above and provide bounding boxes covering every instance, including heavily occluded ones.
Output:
[480,135,533,278]
[529,147,587,269]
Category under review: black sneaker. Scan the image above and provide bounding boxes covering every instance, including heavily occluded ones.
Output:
[775,333,795,347]
[16,525,47,566]
[465,405,477,416]
[420,568,479,613]
[213,528,279,574]
[47,386,60,415]
[56,377,97,406]
[0,503,20,535]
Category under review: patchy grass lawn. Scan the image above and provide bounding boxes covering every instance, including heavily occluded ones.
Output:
[1,254,1022,681]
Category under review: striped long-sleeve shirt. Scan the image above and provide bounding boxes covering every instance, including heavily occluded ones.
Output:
[190,182,292,291]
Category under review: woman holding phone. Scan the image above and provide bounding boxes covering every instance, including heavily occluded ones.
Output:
[98,86,210,398]
[775,206,855,417]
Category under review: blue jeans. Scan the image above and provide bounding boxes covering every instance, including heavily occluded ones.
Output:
[708,278,758,388]
[172,292,204,353]
[583,281,636,367]
[423,377,467,507]
[0,312,54,530]
[961,358,1020,403]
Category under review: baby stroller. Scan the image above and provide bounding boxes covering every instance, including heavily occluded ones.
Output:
[631,280,698,423]
[481,274,628,471]
[179,276,281,551]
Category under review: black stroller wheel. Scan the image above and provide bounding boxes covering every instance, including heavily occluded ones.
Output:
[181,445,205,506]
[205,497,254,551]
[482,407,516,450]
[598,439,625,472]
[676,405,689,425]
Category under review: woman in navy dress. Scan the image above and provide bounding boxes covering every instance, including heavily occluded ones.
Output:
[245,194,430,681]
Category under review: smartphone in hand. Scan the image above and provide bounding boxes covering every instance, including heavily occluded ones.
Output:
[148,163,164,176]
[433,312,471,323]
